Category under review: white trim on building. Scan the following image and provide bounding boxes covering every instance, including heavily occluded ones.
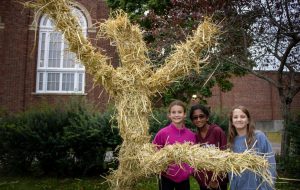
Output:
[36,8,87,94]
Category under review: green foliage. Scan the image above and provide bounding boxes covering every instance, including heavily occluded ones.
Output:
[0,122,35,175]
[147,0,170,14]
[148,108,169,140]
[276,154,300,179]
[0,106,9,120]
[209,110,229,134]
[288,113,300,156]
[0,177,108,190]
[105,0,170,15]
[0,100,121,177]
[276,113,300,178]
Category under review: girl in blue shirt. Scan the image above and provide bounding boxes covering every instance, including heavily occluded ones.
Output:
[228,105,277,190]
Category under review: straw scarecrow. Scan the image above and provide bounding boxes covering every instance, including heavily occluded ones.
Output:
[26,0,274,189]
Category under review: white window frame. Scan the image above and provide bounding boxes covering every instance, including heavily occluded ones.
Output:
[36,8,87,94]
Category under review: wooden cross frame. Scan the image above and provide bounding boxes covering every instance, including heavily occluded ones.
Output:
[26,1,273,189]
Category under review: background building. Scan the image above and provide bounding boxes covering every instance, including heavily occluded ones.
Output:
[0,0,117,113]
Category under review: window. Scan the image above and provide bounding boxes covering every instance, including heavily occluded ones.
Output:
[36,8,87,94]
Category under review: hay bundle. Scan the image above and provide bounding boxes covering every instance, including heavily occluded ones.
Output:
[137,143,273,184]
[25,1,273,189]
[98,10,151,69]
[146,18,218,94]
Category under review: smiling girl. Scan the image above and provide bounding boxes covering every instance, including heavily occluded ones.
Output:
[228,105,277,190]
[190,104,227,190]
[153,100,196,190]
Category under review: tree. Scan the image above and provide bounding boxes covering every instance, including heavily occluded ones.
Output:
[105,0,248,105]
[231,0,300,157]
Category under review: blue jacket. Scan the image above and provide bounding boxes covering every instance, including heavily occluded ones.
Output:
[229,130,277,190]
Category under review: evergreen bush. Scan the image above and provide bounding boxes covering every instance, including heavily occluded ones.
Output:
[0,100,121,177]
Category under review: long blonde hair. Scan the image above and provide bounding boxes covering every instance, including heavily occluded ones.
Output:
[228,105,255,149]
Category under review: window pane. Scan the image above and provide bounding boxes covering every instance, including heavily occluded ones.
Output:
[78,73,83,91]
[48,33,62,68]
[47,73,60,91]
[37,8,87,94]
[62,73,74,91]
[63,41,76,68]
[40,33,46,67]
[42,16,48,26]
[38,72,44,91]
[72,8,87,29]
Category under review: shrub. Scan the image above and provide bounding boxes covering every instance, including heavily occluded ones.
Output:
[0,122,35,175]
[0,99,121,177]
[279,113,300,178]
[148,108,170,140]
[209,109,229,134]
[289,113,300,156]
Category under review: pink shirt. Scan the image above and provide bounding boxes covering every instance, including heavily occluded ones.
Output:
[153,123,197,182]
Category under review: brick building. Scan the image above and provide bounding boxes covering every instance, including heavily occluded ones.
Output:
[208,73,300,130]
[0,0,117,113]
[0,0,299,128]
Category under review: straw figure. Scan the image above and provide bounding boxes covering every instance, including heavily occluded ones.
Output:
[26,0,274,189]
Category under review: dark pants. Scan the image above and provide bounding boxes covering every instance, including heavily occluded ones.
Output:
[159,175,190,190]
[199,183,227,190]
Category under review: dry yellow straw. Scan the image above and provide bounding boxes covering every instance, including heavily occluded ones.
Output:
[138,143,273,185]
[25,0,273,189]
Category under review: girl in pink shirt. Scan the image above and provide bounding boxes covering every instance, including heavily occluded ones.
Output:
[153,100,196,190]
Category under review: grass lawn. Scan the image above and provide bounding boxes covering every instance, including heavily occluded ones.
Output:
[0,177,108,190]
[0,176,299,190]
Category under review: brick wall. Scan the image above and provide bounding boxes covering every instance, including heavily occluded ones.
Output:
[207,73,300,121]
[0,0,116,113]
[0,0,29,113]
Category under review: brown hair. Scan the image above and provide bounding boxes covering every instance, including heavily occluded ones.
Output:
[168,100,187,113]
[228,105,255,149]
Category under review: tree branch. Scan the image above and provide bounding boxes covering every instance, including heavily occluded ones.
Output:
[279,37,299,73]
[284,0,294,31]
[229,58,281,88]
